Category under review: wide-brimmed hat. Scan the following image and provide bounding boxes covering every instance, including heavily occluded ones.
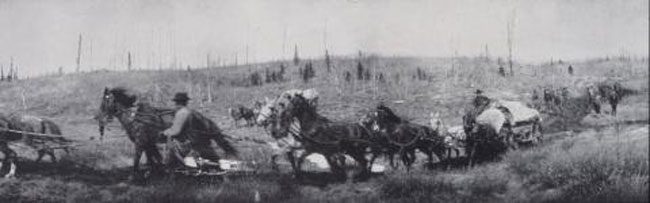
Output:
[172,92,190,102]
[475,89,483,94]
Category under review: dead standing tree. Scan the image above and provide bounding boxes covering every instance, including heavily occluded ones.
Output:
[325,49,331,72]
[127,52,133,71]
[76,34,82,73]
[293,44,300,66]
[506,10,516,76]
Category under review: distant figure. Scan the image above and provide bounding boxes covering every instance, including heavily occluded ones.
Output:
[344,71,352,82]
[568,65,574,75]
[531,89,540,101]
[498,66,506,77]
[473,89,491,110]
[228,104,256,127]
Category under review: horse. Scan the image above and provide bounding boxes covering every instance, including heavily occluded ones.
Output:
[463,100,543,167]
[97,87,237,180]
[587,81,635,116]
[276,94,372,179]
[228,104,256,127]
[542,87,569,107]
[254,89,320,171]
[7,114,70,162]
[0,114,70,178]
[365,104,445,171]
[255,88,319,126]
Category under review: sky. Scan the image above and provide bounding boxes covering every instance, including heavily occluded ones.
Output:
[0,0,647,76]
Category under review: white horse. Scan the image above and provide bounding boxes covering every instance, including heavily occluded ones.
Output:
[255,89,320,171]
[256,88,319,125]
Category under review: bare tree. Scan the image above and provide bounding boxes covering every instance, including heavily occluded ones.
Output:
[293,44,300,66]
[325,49,331,72]
[507,11,516,76]
[76,34,82,73]
[127,52,132,71]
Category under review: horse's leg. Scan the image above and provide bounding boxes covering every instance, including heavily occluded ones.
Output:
[295,151,312,177]
[336,154,346,167]
[0,142,17,178]
[46,149,57,163]
[143,145,162,176]
[286,151,296,171]
[348,152,369,181]
[325,154,343,176]
[286,150,303,177]
[132,146,144,180]
[149,145,163,167]
[427,147,435,169]
[467,142,476,168]
[367,149,378,172]
[270,154,279,171]
[611,100,618,116]
[400,150,410,172]
[593,101,601,114]
[36,149,45,163]
[388,150,398,169]
[408,149,417,169]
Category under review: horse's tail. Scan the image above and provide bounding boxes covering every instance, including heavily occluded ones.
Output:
[41,119,62,135]
[40,119,71,146]
[194,112,239,156]
[213,131,238,156]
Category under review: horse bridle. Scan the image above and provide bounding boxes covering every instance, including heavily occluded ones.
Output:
[100,93,174,133]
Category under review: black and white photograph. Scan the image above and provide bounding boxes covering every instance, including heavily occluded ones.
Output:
[0,0,647,202]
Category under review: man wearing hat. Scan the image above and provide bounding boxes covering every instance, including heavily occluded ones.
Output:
[467,89,492,125]
[163,92,192,139]
[162,92,225,173]
[473,89,490,109]
[162,92,194,169]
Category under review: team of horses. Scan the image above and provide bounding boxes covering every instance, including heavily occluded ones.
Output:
[0,114,70,178]
[0,80,632,180]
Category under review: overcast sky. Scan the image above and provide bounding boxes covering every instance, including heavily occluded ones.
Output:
[0,0,647,76]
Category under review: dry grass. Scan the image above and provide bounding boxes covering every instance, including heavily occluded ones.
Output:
[0,56,646,202]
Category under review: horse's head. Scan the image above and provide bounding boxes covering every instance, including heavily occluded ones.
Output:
[374,104,403,130]
[256,97,277,126]
[96,87,136,138]
[359,110,382,132]
[275,94,312,130]
[279,93,304,118]
[263,113,288,139]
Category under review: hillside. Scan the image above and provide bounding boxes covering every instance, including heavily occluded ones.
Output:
[0,56,647,202]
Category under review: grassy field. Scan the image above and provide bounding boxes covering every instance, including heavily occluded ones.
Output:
[0,56,647,202]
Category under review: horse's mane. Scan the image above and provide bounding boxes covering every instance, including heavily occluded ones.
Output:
[288,94,330,123]
[108,87,137,108]
[136,102,174,114]
[377,104,403,123]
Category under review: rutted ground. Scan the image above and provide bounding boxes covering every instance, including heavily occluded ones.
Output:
[0,57,647,202]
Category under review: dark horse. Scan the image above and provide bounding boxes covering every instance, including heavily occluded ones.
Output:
[361,104,445,171]
[97,87,237,179]
[587,81,636,116]
[228,104,256,127]
[0,114,69,177]
[276,94,373,180]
